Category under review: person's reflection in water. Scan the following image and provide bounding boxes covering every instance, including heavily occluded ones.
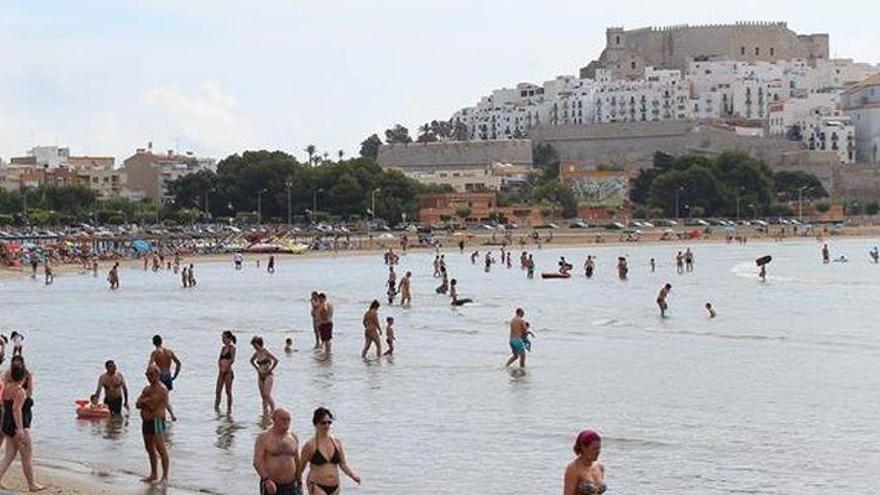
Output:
[215,416,243,450]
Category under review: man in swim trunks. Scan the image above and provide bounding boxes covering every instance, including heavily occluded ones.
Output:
[253,407,302,495]
[310,291,321,349]
[506,308,529,368]
[136,365,170,484]
[94,360,129,415]
[657,283,671,317]
[316,293,334,354]
[149,335,181,421]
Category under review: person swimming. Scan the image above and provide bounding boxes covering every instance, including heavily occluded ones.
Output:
[705,303,716,319]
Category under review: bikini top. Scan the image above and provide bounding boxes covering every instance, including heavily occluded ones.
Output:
[577,480,607,495]
[310,440,341,466]
[220,347,233,360]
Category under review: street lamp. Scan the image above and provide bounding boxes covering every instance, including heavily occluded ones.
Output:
[371,187,381,221]
[257,188,268,224]
[674,186,684,221]
[286,181,293,228]
[797,185,811,221]
[312,188,323,225]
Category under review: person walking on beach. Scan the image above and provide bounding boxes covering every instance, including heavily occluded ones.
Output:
[657,283,672,317]
[135,365,170,485]
[149,335,181,421]
[505,308,529,368]
[94,360,129,416]
[250,336,279,416]
[253,407,302,495]
[399,271,412,307]
[301,407,360,494]
[316,293,334,355]
[563,430,606,495]
[0,366,45,492]
[361,300,383,360]
[215,331,236,415]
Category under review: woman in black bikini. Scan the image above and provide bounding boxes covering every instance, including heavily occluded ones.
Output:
[214,331,236,415]
[0,366,44,491]
[300,407,360,494]
[249,336,278,416]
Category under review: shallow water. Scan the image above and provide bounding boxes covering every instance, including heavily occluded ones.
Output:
[2,238,880,494]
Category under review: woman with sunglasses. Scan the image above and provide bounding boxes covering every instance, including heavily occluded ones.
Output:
[301,407,360,494]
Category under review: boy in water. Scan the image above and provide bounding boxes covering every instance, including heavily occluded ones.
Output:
[383,317,396,356]
[284,338,294,354]
[522,321,535,352]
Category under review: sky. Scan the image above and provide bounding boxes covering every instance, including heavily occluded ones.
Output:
[1,0,878,164]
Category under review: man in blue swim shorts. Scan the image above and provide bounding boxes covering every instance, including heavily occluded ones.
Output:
[505,307,530,368]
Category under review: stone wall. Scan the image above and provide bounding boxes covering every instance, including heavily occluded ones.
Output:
[529,121,803,171]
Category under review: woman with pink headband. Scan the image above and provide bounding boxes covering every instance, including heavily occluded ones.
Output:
[563,429,606,495]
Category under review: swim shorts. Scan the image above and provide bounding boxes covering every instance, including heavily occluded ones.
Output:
[142,418,167,436]
[159,372,174,391]
[261,480,299,495]
[509,338,525,355]
[318,323,333,342]
[104,396,123,415]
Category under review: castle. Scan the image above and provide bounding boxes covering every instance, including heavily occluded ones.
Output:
[581,22,829,80]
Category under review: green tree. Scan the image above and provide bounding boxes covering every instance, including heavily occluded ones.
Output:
[304,145,317,166]
[385,124,412,144]
[773,171,827,200]
[359,134,383,160]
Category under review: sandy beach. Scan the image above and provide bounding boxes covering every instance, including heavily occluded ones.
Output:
[1,460,201,495]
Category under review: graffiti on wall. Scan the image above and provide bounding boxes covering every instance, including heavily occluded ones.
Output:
[569,174,629,205]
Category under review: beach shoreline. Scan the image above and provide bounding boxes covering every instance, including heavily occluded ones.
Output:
[3,226,878,282]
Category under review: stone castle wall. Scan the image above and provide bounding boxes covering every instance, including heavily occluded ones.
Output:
[585,22,829,79]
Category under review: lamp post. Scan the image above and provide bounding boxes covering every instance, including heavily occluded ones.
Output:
[312,188,323,225]
[371,187,381,221]
[257,188,268,225]
[286,181,293,228]
[674,186,684,221]
[797,185,810,221]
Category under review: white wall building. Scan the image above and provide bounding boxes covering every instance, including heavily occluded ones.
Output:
[842,74,880,163]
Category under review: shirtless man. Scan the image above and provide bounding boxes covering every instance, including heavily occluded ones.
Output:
[149,335,181,421]
[361,300,383,359]
[657,283,672,317]
[316,293,334,354]
[107,262,120,290]
[94,360,129,415]
[506,308,529,368]
[135,365,170,484]
[310,292,321,349]
[253,408,302,495]
[398,271,412,307]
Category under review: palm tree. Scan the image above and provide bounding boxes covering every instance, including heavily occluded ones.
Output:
[304,145,317,166]
[337,150,345,162]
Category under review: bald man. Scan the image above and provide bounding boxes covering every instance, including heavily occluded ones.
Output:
[253,408,302,495]
[135,365,170,484]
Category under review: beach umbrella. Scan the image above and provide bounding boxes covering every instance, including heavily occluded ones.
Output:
[132,240,151,253]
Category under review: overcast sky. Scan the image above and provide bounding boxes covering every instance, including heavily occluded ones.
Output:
[1,0,878,163]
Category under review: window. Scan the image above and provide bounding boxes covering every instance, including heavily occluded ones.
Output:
[755,47,760,56]
[631,61,636,70]
[741,46,745,55]
[770,47,775,56]
[615,35,620,45]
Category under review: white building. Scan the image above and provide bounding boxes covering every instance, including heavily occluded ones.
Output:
[842,74,880,163]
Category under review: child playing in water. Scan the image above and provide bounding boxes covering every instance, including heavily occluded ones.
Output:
[383,317,396,356]
[10,331,23,357]
[284,338,294,354]
[705,303,716,319]
[522,322,535,352]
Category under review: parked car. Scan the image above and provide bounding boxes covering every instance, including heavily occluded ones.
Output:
[603,222,625,230]
[569,221,590,229]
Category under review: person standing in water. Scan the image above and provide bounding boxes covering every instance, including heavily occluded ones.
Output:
[300,407,360,494]
[234,252,243,270]
[526,254,535,279]
[822,243,830,264]
[617,257,628,279]
[310,292,321,350]
[187,264,196,287]
[181,266,189,288]
[135,365,170,485]
[650,258,655,272]
[675,251,684,274]
[705,303,716,319]
[505,307,529,368]
[94,360,129,416]
[386,266,397,305]
[563,430,606,495]
[399,271,412,307]
[253,407,302,495]
[149,335,181,421]
[657,283,672,317]
[449,279,472,306]
[361,300,383,359]
[43,261,54,285]
[584,256,595,278]
[0,366,45,492]
[267,256,275,274]
[759,263,767,282]
[470,250,479,264]
[108,262,120,290]
[215,331,236,415]
[316,293,334,355]
[250,336,279,416]
[684,248,694,272]
[383,317,396,356]
[435,266,449,294]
